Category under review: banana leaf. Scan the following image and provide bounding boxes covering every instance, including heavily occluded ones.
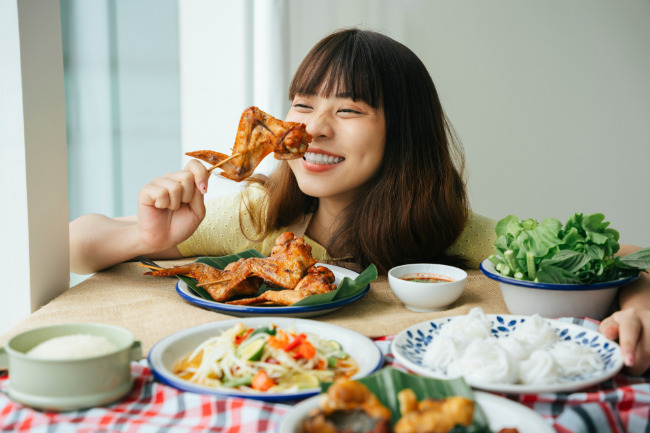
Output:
[321,367,488,429]
[175,249,376,307]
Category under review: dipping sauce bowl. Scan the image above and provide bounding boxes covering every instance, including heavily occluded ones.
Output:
[388,264,467,312]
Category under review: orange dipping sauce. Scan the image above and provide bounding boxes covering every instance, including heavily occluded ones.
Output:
[400,273,455,283]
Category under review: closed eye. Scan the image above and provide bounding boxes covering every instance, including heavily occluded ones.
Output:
[293,104,312,109]
[338,109,362,114]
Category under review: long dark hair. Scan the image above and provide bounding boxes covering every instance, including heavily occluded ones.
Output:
[246,29,470,274]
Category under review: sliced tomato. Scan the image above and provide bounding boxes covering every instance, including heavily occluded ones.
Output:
[296,341,316,360]
[251,371,276,392]
[266,358,280,365]
[234,329,253,345]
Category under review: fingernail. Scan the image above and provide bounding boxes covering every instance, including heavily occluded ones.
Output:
[625,352,634,367]
[200,181,207,194]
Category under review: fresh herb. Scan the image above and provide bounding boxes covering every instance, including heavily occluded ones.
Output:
[489,213,650,284]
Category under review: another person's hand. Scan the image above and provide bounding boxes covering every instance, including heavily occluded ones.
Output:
[136,160,210,252]
[599,308,650,376]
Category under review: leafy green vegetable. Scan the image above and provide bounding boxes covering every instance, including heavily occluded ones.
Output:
[176,249,377,307]
[321,367,488,429]
[492,213,649,284]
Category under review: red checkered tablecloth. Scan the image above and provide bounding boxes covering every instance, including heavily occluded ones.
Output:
[1,318,649,433]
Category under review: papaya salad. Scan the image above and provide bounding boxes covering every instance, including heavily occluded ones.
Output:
[173,323,359,392]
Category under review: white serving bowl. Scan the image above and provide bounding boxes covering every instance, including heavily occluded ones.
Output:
[480,259,640,320]
[388,264,467,312]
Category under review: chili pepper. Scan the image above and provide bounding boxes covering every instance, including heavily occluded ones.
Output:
[283,334,306,352]
[234,329,253,345]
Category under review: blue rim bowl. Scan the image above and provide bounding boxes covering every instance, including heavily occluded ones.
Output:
[479,260,639,291]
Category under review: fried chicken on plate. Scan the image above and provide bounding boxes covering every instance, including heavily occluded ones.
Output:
[142,263,260,302]
[226,266,336,306]
[302,378,391,433]
[226,232,318,290]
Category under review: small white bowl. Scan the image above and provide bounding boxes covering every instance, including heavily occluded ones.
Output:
[388,264,467,312]
[480,259,640,320]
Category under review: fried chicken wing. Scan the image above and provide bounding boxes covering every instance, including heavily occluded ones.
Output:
[302,378,391,433]
[394,389,474,433]
[186,106,312,182]
[143,263,260,302]
[226,232,318,290]
[226,266,336,306]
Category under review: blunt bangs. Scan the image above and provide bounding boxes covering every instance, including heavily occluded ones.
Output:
[289,30,383,109]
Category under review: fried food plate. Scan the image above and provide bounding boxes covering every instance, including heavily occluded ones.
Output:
[147,318,383,402]
[280,391,552,433]
[176,263,369,318]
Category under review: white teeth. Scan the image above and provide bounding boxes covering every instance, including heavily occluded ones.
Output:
[303,152,343,165]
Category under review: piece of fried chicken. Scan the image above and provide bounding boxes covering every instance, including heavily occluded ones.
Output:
[302,378,391,433]
[142,263,260,302]
[186,106,312,182]
[226,266,336,306]
[395,389,474,433]
[226,232,318,290]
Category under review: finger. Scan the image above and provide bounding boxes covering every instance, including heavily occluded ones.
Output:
[184,159,210,194]
[614,312,642,368]
[627,339,650,377]
[188,185,206,221]
[164,171,195,204]
[599,316,620,341]
[150,177,183,210]
[139,184,170,209]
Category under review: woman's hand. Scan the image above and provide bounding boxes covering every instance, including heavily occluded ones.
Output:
[70,160,210,274]
[136,160,210,253]
[599,308,650,376]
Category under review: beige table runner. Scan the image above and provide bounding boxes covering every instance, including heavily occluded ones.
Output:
[0,259,508,355]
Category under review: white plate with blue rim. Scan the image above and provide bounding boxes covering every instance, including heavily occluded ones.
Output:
[176,263,369,318]
[148,317,383,402]
[391,314,623,394]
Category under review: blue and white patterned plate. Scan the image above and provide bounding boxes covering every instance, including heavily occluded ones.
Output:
[391,314,623,394]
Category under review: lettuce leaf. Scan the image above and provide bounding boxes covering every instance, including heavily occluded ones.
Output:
[492,213,648,285]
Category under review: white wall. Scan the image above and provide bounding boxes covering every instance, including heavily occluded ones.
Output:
[0,0,70,334]
[180,0,650,245]
[178,0,290,199]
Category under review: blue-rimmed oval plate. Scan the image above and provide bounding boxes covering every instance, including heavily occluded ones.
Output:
[148,317,383,402]
[176,263,369,318]
[391,314,623,394]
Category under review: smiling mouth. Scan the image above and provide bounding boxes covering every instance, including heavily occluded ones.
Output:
[303,152,345,165]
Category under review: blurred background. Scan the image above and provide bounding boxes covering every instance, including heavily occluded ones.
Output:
[63,0,650,284]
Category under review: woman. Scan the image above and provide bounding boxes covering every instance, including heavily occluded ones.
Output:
[69,29,650,375]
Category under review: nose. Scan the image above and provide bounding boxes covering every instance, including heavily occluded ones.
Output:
[306,111,334,141]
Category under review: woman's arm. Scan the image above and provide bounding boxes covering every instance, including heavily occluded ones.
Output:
[599,244,650,376]
[69,160,210,274]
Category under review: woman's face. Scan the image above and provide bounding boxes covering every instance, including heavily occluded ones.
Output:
[286,94,386,201]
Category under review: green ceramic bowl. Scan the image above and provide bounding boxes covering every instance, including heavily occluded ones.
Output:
[0,323,141,411]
